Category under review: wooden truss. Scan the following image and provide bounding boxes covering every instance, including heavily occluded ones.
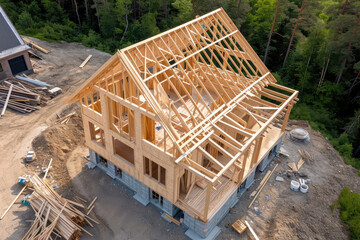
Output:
[69,8,298,222]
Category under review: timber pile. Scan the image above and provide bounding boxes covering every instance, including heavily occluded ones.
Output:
[24,175,96,240]
[0,76,52,114]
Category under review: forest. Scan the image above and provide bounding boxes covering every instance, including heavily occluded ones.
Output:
[0,0,359,171]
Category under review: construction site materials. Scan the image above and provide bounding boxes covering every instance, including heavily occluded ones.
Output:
[164,213,181,226]
[43,158,53,179]
[25,151,35,162]
[55,112,76,125]
[290,128,310,142]
[0,185,27,220]
[23,38,51,54]
[297,158,305,170]
[15,75,53,88]
[24,174,94,239]
[0,83,12,117]
[298,148,313,163]
[48,87,62,97]
[0,76,59,114]
[299,178,308,193]
[87,197,97,210]
[275,176,284,182]
[249,164,278,208]
[18,174,31,184]
[232,219,247,234]
[290,180,300,191]
[300,184,308,193]
[79,55,92,68]
[244,220,259,240]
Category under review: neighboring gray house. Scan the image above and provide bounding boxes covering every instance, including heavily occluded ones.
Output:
[0,5,33,80]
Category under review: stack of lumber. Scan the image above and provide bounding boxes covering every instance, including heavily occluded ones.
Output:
[0,76,53,114]
[24,175,96,240]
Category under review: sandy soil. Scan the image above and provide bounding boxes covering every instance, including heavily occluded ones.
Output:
[1,38,359,240]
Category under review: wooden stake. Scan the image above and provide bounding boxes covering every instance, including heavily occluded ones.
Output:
[0,84,13,117]
[43,158,53,179]
[0,185,27,220]
[87,196,97,210]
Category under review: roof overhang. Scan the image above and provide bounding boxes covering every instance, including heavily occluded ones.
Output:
[0,44,30,59]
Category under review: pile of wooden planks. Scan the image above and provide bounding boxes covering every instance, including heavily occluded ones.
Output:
[24,175,97,239]
[0,76,53,114]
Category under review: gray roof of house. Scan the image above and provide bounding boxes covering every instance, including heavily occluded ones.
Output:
[0,5,26,54]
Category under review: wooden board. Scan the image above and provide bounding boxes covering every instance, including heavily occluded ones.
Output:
[80,55,93,68]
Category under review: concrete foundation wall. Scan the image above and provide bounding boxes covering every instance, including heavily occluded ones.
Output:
[88,139,283,239]
[184,191,238,238]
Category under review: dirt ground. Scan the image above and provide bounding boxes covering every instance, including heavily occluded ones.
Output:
[0,38,359,240]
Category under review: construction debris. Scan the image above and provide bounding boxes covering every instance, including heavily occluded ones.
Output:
[290,128,310,142]
[0,76,61,114]
[244,220,259,240]
[79,55,92,68]
[232,219,247,235]
[298,148,313,163]
[23,38,51,54]
[24,175,96,239]
[0,185,27,220]
[163,213,180,226]
[275,176,284,182]
[249,164,278,208]
[25,151,36,162]
[55,112,76,125]
[18,174,31,184]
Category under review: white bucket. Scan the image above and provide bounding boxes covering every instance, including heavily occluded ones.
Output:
[290,180,300,191]
[300,184,308,193]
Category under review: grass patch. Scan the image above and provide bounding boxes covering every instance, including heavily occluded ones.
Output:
[332,187,360,240]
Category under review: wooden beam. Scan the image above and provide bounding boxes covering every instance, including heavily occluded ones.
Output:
[218,120,253,138]
[208,138,234,159]
[79,55,93,68]
[198,146,225,168]
[0,84,13,117]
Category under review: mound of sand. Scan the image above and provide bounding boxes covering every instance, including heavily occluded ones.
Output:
[31,107,84,190]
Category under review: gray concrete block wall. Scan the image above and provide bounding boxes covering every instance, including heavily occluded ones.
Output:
[184,191,238,239]
[106,162,116,179]
[89,149,97,164]
[163,198,179,216]
[258,137,283,172]
[245,169,256,189]
[237,181,247,197]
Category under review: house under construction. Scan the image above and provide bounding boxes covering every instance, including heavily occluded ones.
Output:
[69,8,298,239]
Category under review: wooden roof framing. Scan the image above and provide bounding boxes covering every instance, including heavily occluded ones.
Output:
[69,8,298,187]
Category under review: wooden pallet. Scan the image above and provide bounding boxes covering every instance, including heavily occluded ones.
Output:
[232,219,247,234]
